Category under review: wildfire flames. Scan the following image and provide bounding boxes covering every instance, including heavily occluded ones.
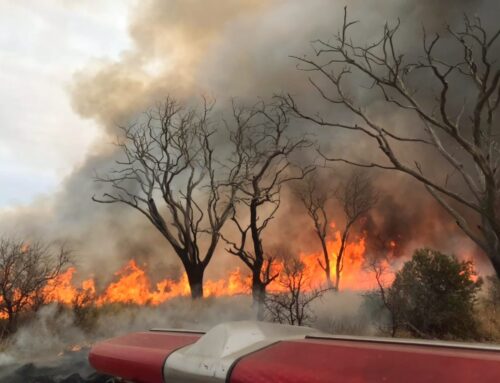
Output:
[0,230,395,318]
[44,232,393,307]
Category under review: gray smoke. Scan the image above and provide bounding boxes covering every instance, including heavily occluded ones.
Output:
[1,0,498,285]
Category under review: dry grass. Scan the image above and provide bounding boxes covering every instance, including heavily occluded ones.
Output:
[477,302,500,343]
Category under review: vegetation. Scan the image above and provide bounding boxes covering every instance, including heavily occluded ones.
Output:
[4,7,500,348]
[93,98,241,299]
[3,247,500,345]
[0,239,70,335]
[265,258,326,326]
[386,249,482,340]
[296,170,377,290]
[285,7,500,278]
[223,102,312,318]
[478,276,500,340]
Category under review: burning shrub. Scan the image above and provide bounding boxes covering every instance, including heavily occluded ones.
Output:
[0,239,70,336]
[72,288,99,333]
[387,249,482,340]
[265,258,327,326]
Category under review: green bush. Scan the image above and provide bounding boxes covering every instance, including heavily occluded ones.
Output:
[387,249,482,340]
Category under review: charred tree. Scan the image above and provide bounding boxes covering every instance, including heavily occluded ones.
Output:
[284,8,500,278]
[223,101,312,318]
[334,170,377,290]
[295,172,334,287]
[93,97,241,299]
[0,239,70,335]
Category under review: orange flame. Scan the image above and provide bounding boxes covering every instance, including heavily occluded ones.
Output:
[0,226,396,316]
[44,232,384,307]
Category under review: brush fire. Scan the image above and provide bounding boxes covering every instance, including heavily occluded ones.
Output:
[1,0,500,382]
[1,230,382,317]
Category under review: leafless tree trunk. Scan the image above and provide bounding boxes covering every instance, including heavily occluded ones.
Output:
[334,170,377,290]
[0,239,70,335]
[284,8,500,278]
[295,172,334,286]
[223,101,313,318]
[265,258,326,326]
[366,255,397,337]
[93,97,241,299]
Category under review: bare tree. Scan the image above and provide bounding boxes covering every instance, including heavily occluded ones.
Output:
[223,101,313,318]
[265,258,325,326]
[284,8,500,277]
[0,239,70,335]
[93,97,241,299]
[365,255,398,337]
[295,172,334,286]
[334,170,377,290]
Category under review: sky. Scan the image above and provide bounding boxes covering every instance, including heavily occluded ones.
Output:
[0,0,133,208]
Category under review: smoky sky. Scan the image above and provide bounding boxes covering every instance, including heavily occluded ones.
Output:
[1,0,498,282]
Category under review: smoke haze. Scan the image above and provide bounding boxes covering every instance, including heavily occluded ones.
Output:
[1,0,499,285]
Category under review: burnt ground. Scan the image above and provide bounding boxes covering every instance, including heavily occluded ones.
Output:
[0,348,113,383]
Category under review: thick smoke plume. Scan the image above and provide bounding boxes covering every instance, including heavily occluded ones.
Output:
[1,0,499,287]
